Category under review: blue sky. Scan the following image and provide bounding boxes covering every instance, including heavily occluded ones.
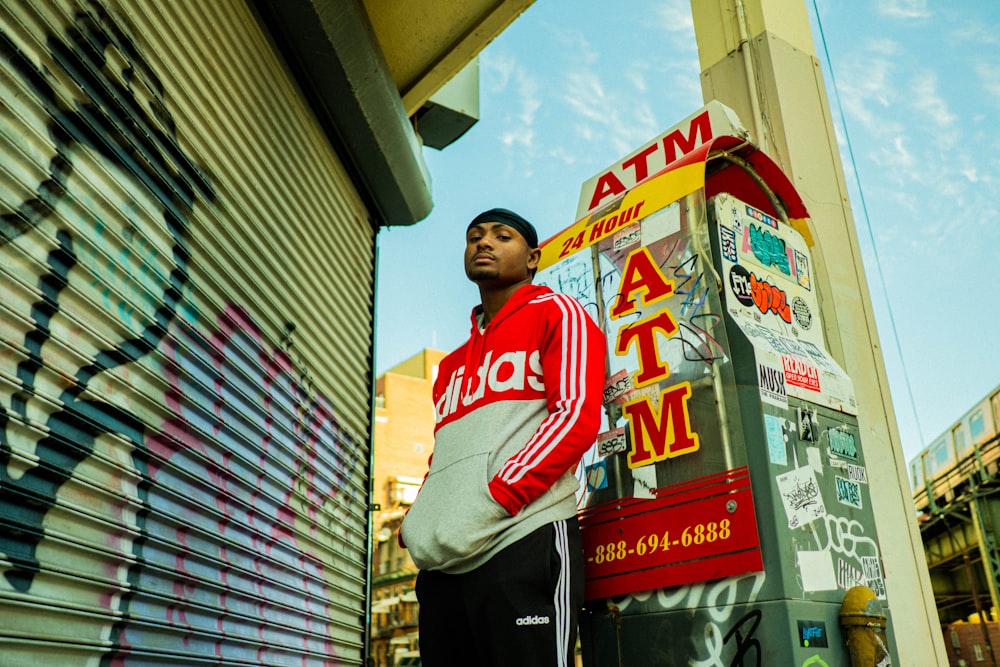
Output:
[375,0,1000,465]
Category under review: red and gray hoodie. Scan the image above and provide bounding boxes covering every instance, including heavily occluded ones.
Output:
[400,284,606,574]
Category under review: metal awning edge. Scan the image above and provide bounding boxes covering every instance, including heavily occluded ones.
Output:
[252,0,432,226]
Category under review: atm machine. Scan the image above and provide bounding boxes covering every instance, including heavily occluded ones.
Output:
[535,108,897,666]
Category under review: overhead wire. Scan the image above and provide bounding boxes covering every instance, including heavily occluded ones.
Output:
[809,0,925,448]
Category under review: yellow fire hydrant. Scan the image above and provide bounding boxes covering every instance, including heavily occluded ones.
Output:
[839,586,891,666]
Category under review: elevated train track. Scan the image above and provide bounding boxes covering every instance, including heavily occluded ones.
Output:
[910,384,1000,624]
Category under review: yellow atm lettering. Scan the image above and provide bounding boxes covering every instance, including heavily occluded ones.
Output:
[609,247,675,319]
[615,312,678,386]
[622,381,700,468]
[609,247,699,468]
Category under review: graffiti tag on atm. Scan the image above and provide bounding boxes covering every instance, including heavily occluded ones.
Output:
[836,477,864,509]
[598,428,628,457]
[777,466,826,528]
[557,201,645,259]
[729,264,791,323]
[862,556,887,599]
[829,428,858,460]
[610,246,700,468]
[839,558,865,591]
[613,224,641,251]
[603,369,633,404]
[797,620,829,648]
[747,222,790,275]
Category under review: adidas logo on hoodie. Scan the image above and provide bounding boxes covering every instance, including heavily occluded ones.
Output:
[515,614,551,626]
[435,350,544,421]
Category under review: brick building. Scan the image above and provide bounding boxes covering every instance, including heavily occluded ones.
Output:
[942,620,1000,667]
[370,350,445,667]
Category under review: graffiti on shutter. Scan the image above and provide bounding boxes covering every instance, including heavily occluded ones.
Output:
[1,3,367,664]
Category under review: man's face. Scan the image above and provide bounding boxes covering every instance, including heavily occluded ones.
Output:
[464,222,540,286]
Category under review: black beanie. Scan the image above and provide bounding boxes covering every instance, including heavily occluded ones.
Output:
[467,208,538,249]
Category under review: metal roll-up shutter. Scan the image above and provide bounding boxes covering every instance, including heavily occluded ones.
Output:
[1,1,373,665]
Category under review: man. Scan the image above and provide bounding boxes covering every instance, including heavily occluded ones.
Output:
[400,208,607,666]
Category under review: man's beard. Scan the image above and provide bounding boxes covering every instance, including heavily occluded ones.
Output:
[466,266,499,282]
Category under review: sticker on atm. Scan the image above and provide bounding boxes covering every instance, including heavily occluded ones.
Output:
[797,620,829,648]
[598,428,628,457]
[586,460,609,491]
[782,354,820,392]
[829,428,858,460]
[777,465,826,528]
[719,225,737,263]
[847,464,868,484]
[836,476,863,509]
[862,556,887,600]
[838,558,865,591]
[794,249,811,291]
[613,224,641,251]
[728,264,792,324]
[791,296,813,331]
[757,362,788,409]
[604,369,633,404]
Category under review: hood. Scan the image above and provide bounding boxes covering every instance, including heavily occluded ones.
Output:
[467,283,551,334]
[462,283,551,397]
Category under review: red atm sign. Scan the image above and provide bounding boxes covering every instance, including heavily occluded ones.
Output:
[575,100,746,217]
[578,467,762,600]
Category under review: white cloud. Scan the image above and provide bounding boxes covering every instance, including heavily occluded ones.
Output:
[562,68,663,156]
[948,21,1000,47]
[630,102,658,137]
[483,52,516,93]
[548,26,600,66]
[499,71,540,152]
[656,0,695,36]
[975,62,1000,109]
[892,135,914,168]
[498,126,534,149]
[625,66,648,94]
[868,38,901,57]
[909,73,956,130]
[563,70,610,124]
[548,145,578,166]
[837,55,898,134]
[516,76,542,126]
[877,0,930,20]
[482,52,542,164]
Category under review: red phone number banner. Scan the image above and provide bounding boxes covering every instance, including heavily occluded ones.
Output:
[578,466,762,600]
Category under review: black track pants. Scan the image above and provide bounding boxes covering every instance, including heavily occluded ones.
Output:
[415,518,584,667]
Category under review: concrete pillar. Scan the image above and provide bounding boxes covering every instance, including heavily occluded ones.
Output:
[690,1,946,663]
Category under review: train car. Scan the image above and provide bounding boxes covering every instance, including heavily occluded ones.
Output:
[909,383,1000,511]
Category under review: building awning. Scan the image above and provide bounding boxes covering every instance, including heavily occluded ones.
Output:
[252,0,535,227]
[252,0,433,226]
